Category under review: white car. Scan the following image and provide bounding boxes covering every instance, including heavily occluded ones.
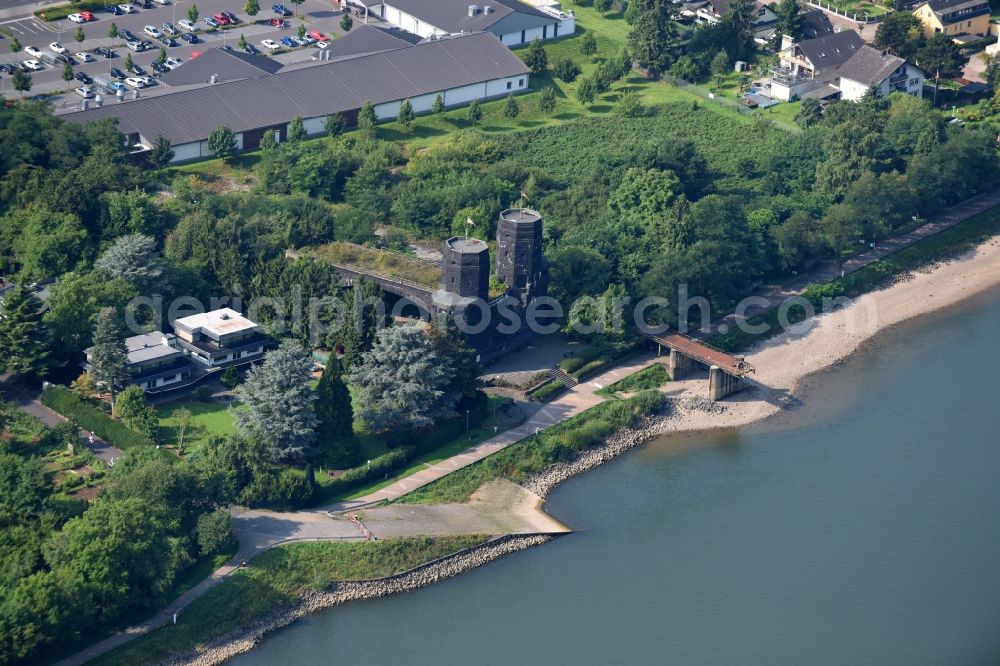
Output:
[315,41,329,49]
[177,19,198,31]
[143,25,161,38]
[22,59,44,71]
[261,39,279,50]
[164,56,181,69]
[75,85,95,98]
[119,4,138,13]
[152,0,170,4]
[74,52,94,62]
[49,42,67,54]
[24,46,43,58]
[124,76,148,88]
[68,13,87,23]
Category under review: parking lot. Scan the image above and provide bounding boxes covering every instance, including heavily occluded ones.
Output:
[0,0,354,104]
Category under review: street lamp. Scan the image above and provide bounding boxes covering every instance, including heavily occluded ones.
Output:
[465,409,470,432]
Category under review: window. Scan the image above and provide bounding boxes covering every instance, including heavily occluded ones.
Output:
[507,81,512,90]
[543,25,547,39]
[520,29,525,43]
[909,78,920,85]
[518,78,524,87]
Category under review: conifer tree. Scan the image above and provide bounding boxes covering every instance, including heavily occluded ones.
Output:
[89,307,130,410]
[0,282,50,377]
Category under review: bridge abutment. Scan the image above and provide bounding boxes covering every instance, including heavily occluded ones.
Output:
[668,349,695,380]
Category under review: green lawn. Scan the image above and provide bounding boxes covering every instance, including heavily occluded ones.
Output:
[90,536,488,666]
[157,399,238,453]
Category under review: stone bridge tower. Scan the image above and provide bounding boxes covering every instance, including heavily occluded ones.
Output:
[495,208,547,302]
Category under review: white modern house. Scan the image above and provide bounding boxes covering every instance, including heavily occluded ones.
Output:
[83,331,195,393]
[172,308,271,367]
[351,0,575,44]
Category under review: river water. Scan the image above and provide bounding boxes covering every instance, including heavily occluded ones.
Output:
[234,290,1000,666]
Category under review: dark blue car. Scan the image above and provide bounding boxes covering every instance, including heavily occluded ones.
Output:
[179,32,198,43]
[272,3,291,16]
[104,4,123,14]
[280,36,296,47]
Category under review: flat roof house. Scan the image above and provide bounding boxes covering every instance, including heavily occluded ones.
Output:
[355,0,575,45]
[172,308,271,368]
[60,32,530,163]
[913,0,990,38]
[84,331,195,394]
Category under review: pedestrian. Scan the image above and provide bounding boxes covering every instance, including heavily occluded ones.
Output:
[88,433,95,445]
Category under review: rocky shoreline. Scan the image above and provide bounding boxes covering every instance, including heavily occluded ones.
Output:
[162,534,554,666]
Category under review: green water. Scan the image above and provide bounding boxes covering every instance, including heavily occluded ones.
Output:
[234,290,1000,665]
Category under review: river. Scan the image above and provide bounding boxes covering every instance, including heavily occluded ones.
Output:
[233,289,1000,665]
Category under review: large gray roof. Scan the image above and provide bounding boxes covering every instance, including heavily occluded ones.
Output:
[321,24,423,62]
[159,48,283,86]
[384,0,551,34]
[795,30,864,71]
[836,45,909,86]
[61,32,528,145]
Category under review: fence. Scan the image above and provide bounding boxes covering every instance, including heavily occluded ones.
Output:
[805,0,887,23]
[660,74,798,131]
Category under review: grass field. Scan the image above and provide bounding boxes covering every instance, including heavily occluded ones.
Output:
[157,399,239,453]
[90,536,488,666]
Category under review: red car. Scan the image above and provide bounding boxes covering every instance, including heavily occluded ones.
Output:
[213,12,231,25]
[268,17,286,27]
[80,10,95,20]
[308,30,327,41]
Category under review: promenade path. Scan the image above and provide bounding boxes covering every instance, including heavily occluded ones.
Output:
[52,184,1000,665]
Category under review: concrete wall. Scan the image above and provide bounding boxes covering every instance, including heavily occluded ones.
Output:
[383,4,447,38]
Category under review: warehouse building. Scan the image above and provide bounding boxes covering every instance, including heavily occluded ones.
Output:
[60,32,530,163]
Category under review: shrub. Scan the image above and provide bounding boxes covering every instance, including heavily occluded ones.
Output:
[40,386,157,451]
[529,380,565,403]
[220,366,241,390]
[193,385,213,401]
[553,58,582,83]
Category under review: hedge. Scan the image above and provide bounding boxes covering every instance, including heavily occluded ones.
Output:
[40,386,158,452]
[528,379,565,403]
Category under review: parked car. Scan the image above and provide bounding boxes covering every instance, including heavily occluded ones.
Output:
[75,85,95,98]
[152,0,170,5]
[49,42,67,53]
[280,36,296,47]
[244,43,259,54]
[124,76,147,88]
[110,66,127,79]
[119,29,136,41]
[105,4,123,14]
[24,46,43,58]
[212,13,230,25]
[126,40,145,51]
[68,13,87,23]
[74,52,94,62]
[179,32,198,43]
[150,60,168,74]
[203,17,219,28]
[0,64,13,74]
[162,21,178,35]
[272,3,291,16]
[75,70,94,83]
[22,60,44,71]
[158,36,178,47]
[315,40,329,49]
[261,38,279,50]
[94,46,115,58]
[307,30,327,41]
[118,4,138,13]
[53,53,73,65]
[298,35,315,45]
[164,56,181,69]
[142,25,161,38]
[268,17,286,27]
[222,11,239,23]
[177,18,197,31]
[107,80,126,92]
[127,61,146,75]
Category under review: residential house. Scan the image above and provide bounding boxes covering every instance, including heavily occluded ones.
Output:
[348,0,575,44]
[83,331,195,393]
[694,0,779,45]
[61,33,530,162]
[836,46,924,101]
[172,308,271,368]
[912,0,990,38]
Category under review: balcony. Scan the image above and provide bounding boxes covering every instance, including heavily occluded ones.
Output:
[770,68,813,87]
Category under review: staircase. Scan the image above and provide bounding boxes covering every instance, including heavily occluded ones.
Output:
[547,367,578,388]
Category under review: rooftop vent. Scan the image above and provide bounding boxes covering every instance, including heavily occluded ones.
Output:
[468,4,479,16]
[220,313,230,320]
[209,73,218,84]
[483,4,493,12]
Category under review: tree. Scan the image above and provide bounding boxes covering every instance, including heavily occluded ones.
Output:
[324,112,346,137]
[467,98,482,124]
[149,135,174,167]
[88,307,130,409]
[595,0,612,11]
[12,68,31,96]
[196,509,234,555]
[94,233,162,286]
[71,372,98,399]
[547,246,611,304]
[432,93,446,115]
[348,325,457,431]
[771,211,827,271]
[238,33,247,50]
[503,94,520,119]
[207,126,237,161]
[358,100,377,138]
[398,98,415,131]
[234,340,318,462]
[125,52,135,72]
[75,26,85,43]
[0,452,47,524]
[113,385,158,441]
[539,85,556,113]
[108,22,119,40]
[314,357,354,464]
[288,115,307,141]
[427,315,480,403]
[340,12,353,31]
[245,0,260,17]
[872,11,922,57]
[580,31,597,57]
[625,0,677,75]
[554,57,582,82]
[155,47,167,65]
[772,0,802,46]
[297,22,306,39]
[916,33,966,79]
[9,205,88,281]
[10,36,20,52]
[524,38,548,73]
[61,61,74,81]
[795,97,822,128]
[188,3,199,23]
[576,76,597,105]
[722,0,757,63]
[220,366,241,389]
[259,129,277,151]
[0,282,49,377]
[172,406,193,453]
[711,49,729,88]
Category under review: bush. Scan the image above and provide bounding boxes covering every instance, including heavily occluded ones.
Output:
[553,58,582,83]
[239,468,316,509]
[528,380,565,403]
[197,509,235,555]
[41,386,157,452]
[193,385,213,401]
[220,367,241,390]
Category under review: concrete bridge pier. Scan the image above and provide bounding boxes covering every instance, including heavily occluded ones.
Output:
[668,348,695,380]
[709,365,742,401]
